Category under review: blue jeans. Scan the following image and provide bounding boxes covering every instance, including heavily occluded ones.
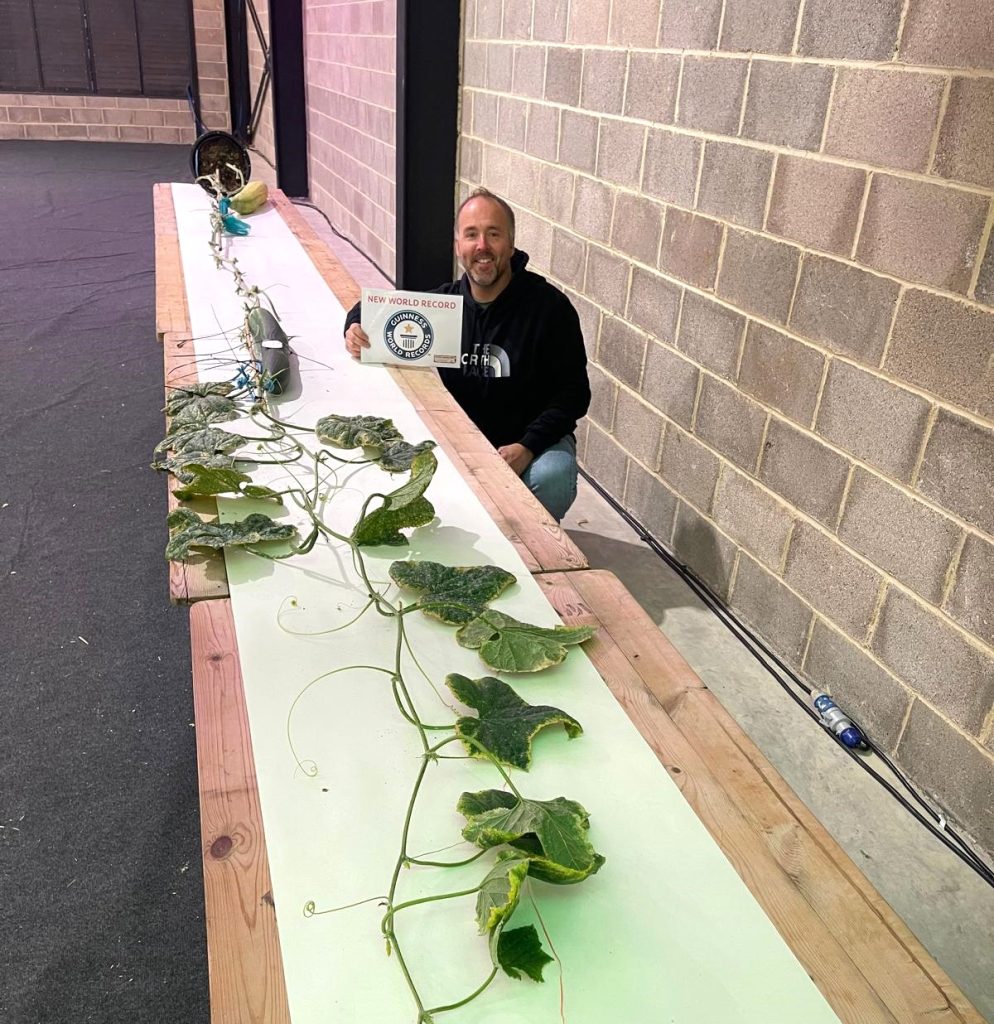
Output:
[520,435,578,522]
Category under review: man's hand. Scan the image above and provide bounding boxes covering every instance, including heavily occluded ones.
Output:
[497,443,534,476]
[345,323,370,360]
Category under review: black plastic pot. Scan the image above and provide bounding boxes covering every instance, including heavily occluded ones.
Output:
[190,130,252,196]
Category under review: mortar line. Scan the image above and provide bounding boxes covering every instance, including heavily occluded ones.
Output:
[909,403,940,489]
[892,697,916,755]
[778,520,798,577]
[808,349,831,430]
[967,198,994,299]
[818,67,839,154]
[799,610,818,668]
[791,0,808,54]
[834,463,858,533]
[692,138,707,209]
[654,0,665,47]
[716,0,729,51]
[926,76,953,175]
[864,580,890,646]
[673,54,685,123]
[477,95,994,200]
[785,250,805,326]
[689,371,705,431]
[940,532,969,609]
[714,223,730,292]
[733,317,749,379]
[620,48,632,117]
[737,58,753,137]
[762,152,778,230]
[893,0,914,62]
[754,412,771,475]
[850,171,873,261]
[727,549,743,597]
[673,287,687,346]
[877,285,904,370]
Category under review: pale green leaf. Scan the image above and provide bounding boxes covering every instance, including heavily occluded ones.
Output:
[456,611,596,673]
[388,560,516,624]
[495,925,554,982]
[475,855,530,935]
[446,674,582,770]
[377,438,437,473]
[315,413,402,450]
[155,425,247,456]
[152,452,238,483]
[165,381,235,401]
[165,508,298,561]
[351,449,438,546]
[165,391,239,427]
[171,465,280,502]
[458,789,605,885]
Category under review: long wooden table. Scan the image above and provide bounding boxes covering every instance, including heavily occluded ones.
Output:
[154,185,983,1024]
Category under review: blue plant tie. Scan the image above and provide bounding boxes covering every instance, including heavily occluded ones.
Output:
[219,197,231,214]
[221,211,250,236]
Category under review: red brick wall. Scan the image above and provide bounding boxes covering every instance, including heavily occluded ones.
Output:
[304,0,396,278]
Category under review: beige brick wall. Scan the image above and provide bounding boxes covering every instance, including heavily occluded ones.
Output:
[247,0,276,168]
[459,0,994,853]
[0,0,227,144]
[304,0,397,278]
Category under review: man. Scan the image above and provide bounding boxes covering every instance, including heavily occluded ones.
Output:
[344,188,591,521]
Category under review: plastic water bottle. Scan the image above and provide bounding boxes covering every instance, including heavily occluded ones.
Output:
[812,692,867,749]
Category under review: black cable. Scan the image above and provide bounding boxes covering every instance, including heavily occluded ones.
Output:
[577,467,994,889]
[289,197,395,287]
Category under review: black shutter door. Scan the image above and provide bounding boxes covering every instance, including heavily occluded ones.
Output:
[134,0,194,97]
[34,0,91,91]
[0,1,42,90]
[86,0,141,94]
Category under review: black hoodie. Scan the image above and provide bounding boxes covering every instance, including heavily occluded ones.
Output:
[344,250,591,457]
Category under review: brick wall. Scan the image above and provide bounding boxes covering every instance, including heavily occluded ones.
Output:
[458,0,994,853]
[0,0,227,144]
[304,0,397,278]
[247,0,276,168]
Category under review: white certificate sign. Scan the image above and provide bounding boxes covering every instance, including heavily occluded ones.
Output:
[360,288,463,367]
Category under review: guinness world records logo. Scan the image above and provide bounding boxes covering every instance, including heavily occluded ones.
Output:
[384,309,433,360]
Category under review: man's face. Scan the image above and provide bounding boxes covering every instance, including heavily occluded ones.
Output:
[454,197,515,298]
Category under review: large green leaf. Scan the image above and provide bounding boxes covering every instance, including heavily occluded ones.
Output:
[166,381,235,401]
[165,390,240,427]
[388,560,516,624]
[165,508,297,561]
[171,465,280,502]
[456,611,596,673]
[155,425,247,456]
[377,438,437,473]
[446,674,582,770]
[315,413,402,450]
[152,452,238,483]
[458,789,605,885]
[494,925,554,982]
[475,854,530,934]
[351,449,438,546]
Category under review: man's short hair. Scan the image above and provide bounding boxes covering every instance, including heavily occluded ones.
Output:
[455,188,516,246]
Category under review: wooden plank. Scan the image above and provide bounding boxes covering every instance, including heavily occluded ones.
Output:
[688,688,986,1024]
[540,569,981,1024]
[190,599,291,1024]
[153,183,191,341]
[538,581,898,1024]
[671,690,978,1024]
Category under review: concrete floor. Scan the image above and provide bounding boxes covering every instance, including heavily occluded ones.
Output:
[255,159,994,1021]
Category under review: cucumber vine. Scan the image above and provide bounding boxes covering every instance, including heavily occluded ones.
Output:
[156,197,604,1021]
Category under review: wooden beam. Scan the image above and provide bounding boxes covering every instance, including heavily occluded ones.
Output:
[190,599,292,1024]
